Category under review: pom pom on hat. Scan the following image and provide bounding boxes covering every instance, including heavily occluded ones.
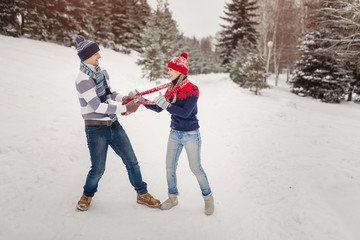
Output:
[74,35,100,61]
[180,52,188,59]
[75,36,85,45]
[167,52,189,74]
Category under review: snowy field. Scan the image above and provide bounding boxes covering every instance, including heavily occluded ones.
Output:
[1,35,360,240]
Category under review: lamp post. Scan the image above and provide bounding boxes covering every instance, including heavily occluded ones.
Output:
[265,40,273,83]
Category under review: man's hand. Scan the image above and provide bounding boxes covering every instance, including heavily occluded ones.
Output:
[122,96,131,104]
[125,101,140,113]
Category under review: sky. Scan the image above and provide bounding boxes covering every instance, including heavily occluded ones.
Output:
[147,0,228,39]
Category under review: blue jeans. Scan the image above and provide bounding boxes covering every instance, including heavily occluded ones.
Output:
[166,129,211,196]
[83,120,147,197]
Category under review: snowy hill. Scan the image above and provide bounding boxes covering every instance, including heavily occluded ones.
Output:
[1,35,360,240]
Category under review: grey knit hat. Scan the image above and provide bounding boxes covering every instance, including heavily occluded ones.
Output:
[75,36,100,61]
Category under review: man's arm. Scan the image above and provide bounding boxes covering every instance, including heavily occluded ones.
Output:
[76,77,126,114]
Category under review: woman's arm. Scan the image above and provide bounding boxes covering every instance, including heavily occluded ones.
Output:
[143,103,164,113]
[167,95,198,118]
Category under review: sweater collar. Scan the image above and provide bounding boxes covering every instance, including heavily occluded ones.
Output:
[172,74,188,85]
[81,62,101,72]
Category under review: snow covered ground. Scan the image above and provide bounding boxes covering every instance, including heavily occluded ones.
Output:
[1,35,360,240]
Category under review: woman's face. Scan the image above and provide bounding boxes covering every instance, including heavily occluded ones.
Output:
[168,68,181,81]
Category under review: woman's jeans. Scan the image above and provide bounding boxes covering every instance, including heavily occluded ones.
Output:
[166,129,211,196]
[83,120,147,197]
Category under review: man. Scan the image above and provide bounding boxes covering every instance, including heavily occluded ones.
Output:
[74,36,160,211]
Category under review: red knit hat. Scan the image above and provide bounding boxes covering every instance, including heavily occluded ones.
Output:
[167,52,189,74]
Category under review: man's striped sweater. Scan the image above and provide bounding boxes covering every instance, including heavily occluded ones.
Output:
[75,63,126,121]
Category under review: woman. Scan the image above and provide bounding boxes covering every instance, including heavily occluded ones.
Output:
[144,52,214,215]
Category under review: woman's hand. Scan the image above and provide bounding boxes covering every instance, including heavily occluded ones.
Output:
[154,93,170,110]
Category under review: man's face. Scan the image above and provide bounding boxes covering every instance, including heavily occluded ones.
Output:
[84,52,101,66]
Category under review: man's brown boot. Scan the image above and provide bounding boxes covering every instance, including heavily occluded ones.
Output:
[137,193,161,208]
[77,194,92,211]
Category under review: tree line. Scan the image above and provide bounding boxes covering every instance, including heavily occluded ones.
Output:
[0,0,223,77]
[217,0,360,102]
[0,0,151,53]
[2,0,360,102]
[291,0,360,103]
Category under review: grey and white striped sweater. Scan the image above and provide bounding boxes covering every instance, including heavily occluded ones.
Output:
[75,64,126,121]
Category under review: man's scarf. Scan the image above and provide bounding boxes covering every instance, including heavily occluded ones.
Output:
[80,62,117,121]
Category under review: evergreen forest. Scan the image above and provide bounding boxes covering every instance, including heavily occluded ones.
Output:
[2,0,360,102]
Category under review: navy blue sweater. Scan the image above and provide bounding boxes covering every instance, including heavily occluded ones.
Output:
[144,77,199,131]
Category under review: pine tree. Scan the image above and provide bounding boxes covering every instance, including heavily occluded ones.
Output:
[198,36,224,74]
[109,0,131,52]
[127,0,151,53]
[217,0,259,70]
[180,36,202,75]
[106,0,150,53]
[0,0,21,37]
[67,0,92,40]
[89,0,113,48]
[291,0,354,103]
[229,39,268,94]
[242,52,269,95]
[175,36,224,75]
[292,32,348,103]
[229,40,252,87]
[44,0,66,42]
[319,0,360,102]
[20,0,48,41]
[137,0,180,81]
[0,0,150,52]
[44,0,79,46]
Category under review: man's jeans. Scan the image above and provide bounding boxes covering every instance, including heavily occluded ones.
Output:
[166,129,211,196]
[83,120,147,197]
